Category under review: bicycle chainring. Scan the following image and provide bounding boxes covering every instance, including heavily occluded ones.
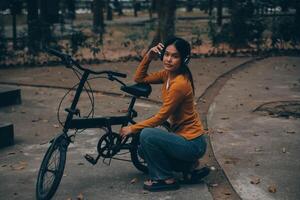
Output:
[97,132,122,158]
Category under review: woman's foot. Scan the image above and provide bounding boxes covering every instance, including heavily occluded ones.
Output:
[181,167,210,184]
[143,178,180,192]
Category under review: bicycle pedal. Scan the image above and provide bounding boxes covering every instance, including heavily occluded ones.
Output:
[84,154,97,165]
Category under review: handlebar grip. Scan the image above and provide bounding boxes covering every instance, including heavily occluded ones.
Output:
[110,71,127,78]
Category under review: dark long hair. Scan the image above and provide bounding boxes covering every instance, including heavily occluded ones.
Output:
[162,37,195,95]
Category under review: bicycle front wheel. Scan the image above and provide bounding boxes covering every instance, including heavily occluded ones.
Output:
[36,135,68,200]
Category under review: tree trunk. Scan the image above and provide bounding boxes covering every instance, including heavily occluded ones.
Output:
[12,10,17,49]
[93,0,105,43]
[106,0,113,20]
[27,0,40,51]
[217,0,223,26]
[133,0,139,17]
[209,0,213,16]
[66,0,76,20]
[10,0,22,49]
[186,0,193,12]
[113,0,123,16]
[150,0,176,47]
[40,0,52,46]
[295,1,300,42]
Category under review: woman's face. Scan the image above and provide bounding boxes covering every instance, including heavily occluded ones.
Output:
[163,44,181,73]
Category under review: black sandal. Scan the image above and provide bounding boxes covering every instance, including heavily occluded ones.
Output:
[181,167,210,184]
[143,180,180,192]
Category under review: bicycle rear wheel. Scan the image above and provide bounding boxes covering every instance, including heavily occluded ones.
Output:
[36,135,68,200]
[130,122,171,173]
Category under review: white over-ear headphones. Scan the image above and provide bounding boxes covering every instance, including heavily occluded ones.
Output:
[183,55,190,65]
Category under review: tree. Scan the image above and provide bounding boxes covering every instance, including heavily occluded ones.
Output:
[150,0,176,47]
[217,0,223,26]
[226,0,256,49]
[113,0,123,16]
[208,0,214,16]
[294,1,300,42]
[148,0,156,19]
[186,0,194,12]
[66,0,76,20]
[133,0,140,17]
[106,0,113,20]
[10,0,22,49]
[27,0,40,51]
[40,0,60,47]
[93,0,105,44]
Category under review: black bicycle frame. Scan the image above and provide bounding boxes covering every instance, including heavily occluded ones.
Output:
[62,70,137,133]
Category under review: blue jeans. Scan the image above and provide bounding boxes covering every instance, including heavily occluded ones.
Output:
[138,128,207,180]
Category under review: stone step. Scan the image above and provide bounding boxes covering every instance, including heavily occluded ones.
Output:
[0,123,14,148]
[0,86,21,107]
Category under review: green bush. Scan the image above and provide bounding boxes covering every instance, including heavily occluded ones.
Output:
[271,16,296,48]
[70,30,88,55]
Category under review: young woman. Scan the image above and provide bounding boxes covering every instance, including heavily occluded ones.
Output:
[120,37,209,191]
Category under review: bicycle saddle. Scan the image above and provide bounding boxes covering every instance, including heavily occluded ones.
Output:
[121,83,152,97]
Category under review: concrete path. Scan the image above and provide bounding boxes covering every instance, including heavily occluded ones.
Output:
[1,57,248,200]
[1,56,299,199]
[208,56,300,200]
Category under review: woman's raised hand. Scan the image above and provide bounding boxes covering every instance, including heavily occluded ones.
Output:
[147,43,164,60]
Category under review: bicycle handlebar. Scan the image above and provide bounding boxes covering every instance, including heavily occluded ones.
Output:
[45,47,127,78]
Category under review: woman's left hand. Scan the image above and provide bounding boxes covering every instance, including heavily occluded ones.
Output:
[119,126,133,138]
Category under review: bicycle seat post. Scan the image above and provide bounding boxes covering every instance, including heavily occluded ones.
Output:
[127,96,137,118]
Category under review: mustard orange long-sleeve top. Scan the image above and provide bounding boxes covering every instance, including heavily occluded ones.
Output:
[129,55,205,140]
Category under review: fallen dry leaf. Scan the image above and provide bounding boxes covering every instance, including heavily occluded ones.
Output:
[221,117,230,120]
[268,184,277,193]
[199,98,206,103]
[209,183,218,187]
[32,118,41,122]
[10,161,28,171]
[250,176,261,184]
[255,147,264,152]
[224,160,234,164]
[118,109,128,113]
[130,178,138,184]
[77,193,84,200]
[286,130,295,134]
[143,190,148,194]
[214,129,222,134]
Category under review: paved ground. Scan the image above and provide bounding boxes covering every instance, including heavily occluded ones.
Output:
[0,56,299,200]
[0,57,248,200]
[208,57,300,200]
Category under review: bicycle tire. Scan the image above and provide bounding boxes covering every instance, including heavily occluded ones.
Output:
[130,122,171,173]
[36,135,68,200]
